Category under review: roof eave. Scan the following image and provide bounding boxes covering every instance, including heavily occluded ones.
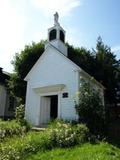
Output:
[75,69,105,90]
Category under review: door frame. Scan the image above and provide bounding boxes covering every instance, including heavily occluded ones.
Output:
[39,91,61,125]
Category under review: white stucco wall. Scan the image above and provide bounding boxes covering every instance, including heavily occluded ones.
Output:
[25,47,79,126]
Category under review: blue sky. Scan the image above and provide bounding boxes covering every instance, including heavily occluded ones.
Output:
[0,0,120,72]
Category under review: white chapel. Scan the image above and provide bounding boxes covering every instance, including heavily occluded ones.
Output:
[24,13,104,127]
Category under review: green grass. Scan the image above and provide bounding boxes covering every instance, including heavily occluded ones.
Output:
[1,120,120,160]
[0,131,51,160]
[26,143,120,160]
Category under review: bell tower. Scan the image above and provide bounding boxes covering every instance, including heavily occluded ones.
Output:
[45,12,68,57]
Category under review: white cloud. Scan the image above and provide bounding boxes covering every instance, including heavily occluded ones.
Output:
[30,0,82,47]
[30,0,81,17]
[0,0,81,72]
[0,1,28,72]
[111,45,120,60]
[111,45,120,53]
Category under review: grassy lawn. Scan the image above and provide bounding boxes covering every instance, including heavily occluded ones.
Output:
[26,143,120,160]
[0,131,52,160]
[1,120,120,160]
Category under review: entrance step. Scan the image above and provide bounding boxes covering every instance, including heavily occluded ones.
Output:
[32,127,46,131]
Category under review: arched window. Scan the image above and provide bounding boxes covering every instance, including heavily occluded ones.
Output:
[60,30,65,43]
[49,29,56,41]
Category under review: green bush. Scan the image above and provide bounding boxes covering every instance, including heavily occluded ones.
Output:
[0,105,31,142]
[0,120,26,142]
[74,123,89,144]
[15,104,25,123]
[74,79,105,135]
[0,131,51,160]
[49,120,89,147]
[15,104,31,131]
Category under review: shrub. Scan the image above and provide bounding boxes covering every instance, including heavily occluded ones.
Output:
[0,131,52,160]
[0,105,31,142]
[74,79,105,135]
[49,120,89,147]
[0,120,26,142]
[74,123,89,144]
[50,122,75,147]
[15,104,31,131]
[15,104,25,124]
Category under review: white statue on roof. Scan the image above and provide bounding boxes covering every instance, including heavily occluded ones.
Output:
[54,12,59,26]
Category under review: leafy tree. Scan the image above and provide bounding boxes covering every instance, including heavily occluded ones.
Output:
[68,39,120,112]
[8,41,44,103]
[12,41,45,79]
[91,37,120,121]
[8,73,26,103]
[68,44,95,75]
[68,38,120,118]
[74,79,105,135]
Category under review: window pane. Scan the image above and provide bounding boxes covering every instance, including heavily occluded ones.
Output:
[60,30,65,43]
[49,29,56,41]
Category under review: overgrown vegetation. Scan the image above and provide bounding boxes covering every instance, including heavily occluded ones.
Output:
[74,79,105,135]
[15,104,31,131]
[0,105,31,142]
[0,119,26,142]
[49,120,89,147]
[0,119,120,160]
[0,131,51,160]
[0,120,90,160]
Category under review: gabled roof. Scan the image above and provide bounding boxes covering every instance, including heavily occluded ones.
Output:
[48,44,105,89]
[24,43,81,81]
[24,43,105,89]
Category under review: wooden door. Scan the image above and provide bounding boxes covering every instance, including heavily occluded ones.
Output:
[40,97,50,125]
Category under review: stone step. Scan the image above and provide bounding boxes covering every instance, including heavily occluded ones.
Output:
[32,127,46,131]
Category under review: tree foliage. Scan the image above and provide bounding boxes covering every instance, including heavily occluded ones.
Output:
[68,44,95,75]
[75,79,105,135]
[8,41,44,103]
[68,37,120,107]
[93,37,120,104]
[12,41,44,79]
[8,73,26,103]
